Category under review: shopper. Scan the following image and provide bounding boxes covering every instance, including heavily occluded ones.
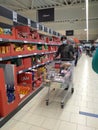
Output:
[91,42,96,56]
[54,35,75,90]
[92,48,98,74]
[86,46,91,56]
[54,35,75,61]
[74,45,79,66]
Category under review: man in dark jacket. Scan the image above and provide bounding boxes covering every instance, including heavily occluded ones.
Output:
[54,35,75,90]
[91,43,96,56]
[55,35,74,61]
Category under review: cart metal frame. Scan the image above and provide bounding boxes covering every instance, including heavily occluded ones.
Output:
[45,60,74,108]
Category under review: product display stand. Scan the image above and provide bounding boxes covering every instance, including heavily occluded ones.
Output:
[0,5,61,127]
[0,84,43,127]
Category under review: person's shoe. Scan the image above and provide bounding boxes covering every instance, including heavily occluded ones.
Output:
[64,87,69,90]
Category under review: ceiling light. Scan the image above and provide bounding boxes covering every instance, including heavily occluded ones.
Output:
[86,0,89,41]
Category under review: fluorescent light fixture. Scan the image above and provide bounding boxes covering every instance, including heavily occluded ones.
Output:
[86,0,89,41]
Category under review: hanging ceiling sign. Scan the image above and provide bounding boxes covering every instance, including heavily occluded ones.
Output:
[38,8,54,22]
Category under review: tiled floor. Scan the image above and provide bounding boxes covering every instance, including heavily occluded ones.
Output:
[1,53,98,130]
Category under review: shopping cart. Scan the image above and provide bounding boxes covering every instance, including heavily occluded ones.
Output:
[44,59,74,108]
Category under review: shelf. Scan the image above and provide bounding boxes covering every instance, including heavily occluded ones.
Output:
[0,5,61,127]
[17,60,52,74]
[0,38,61,46]
[0,38,43,44]
[0,5,61,40]
[0,84,43,128]
[0,51,56,61]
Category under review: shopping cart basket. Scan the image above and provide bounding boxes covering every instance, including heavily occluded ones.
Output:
[44,59,74,108]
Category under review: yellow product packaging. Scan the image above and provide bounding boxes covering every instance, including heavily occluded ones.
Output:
[1,46,6,54]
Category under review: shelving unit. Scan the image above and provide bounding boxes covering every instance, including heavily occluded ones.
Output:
[0,5,61,127]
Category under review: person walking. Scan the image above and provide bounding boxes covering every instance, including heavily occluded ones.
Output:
[54,35,75,90]
[74,45,79,66]
[55,35,75,61]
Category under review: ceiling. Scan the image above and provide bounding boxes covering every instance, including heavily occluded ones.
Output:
[0,0,98,40]
[0,0,98,11]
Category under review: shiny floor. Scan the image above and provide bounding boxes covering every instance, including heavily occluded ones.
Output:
[1,54,98,130]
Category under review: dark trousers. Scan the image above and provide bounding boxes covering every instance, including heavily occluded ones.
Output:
[75,55,78,66]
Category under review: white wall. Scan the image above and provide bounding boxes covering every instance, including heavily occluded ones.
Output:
[55,5,85,21]
[18,9,37,22]
[0,16,13,25]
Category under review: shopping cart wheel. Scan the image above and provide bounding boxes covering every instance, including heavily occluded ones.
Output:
[61,102,64,109]
[71,88,74,94]
[46,101,49,106]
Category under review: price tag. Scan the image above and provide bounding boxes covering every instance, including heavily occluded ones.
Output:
[0,38,2,41]
[33,66,36,68]
[18,55,22,58]
[38,42,41,44]
[18,70,23,74]
[0,58,2,61]
[24,41,28,43]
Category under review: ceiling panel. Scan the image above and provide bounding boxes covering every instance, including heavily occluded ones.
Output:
[0,0,98,11]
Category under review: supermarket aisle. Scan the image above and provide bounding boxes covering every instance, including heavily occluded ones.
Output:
[1,53,98,130]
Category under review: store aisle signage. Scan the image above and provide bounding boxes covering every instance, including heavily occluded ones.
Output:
[38,8,54,22]
[13,11,17,22]
[28,18,31,26]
